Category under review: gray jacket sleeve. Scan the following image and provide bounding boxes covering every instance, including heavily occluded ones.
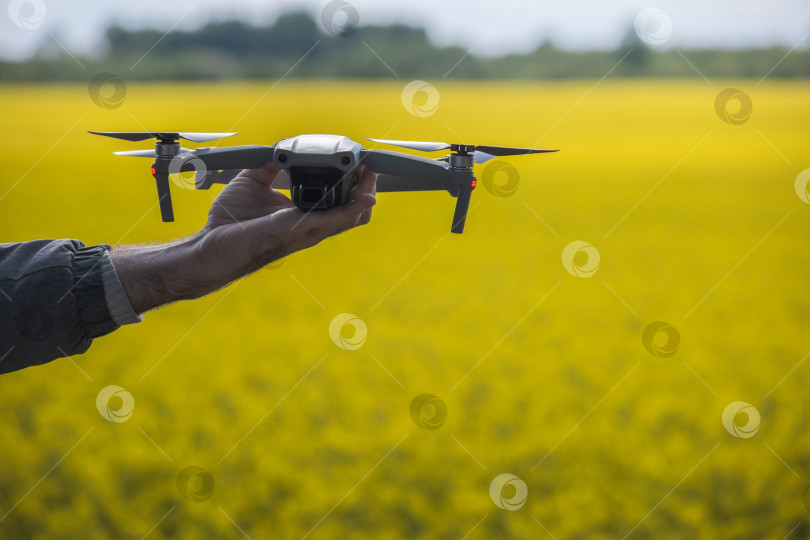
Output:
[0,240,141,374]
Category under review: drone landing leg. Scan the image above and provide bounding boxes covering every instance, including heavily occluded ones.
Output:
[153,170,174,222]
[450,184,473,234]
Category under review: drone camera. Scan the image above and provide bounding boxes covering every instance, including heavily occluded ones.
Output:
[289,166,350,210]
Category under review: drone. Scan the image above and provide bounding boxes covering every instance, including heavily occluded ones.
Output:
[90,132,558,234]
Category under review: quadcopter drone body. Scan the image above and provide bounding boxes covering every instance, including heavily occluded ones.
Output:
[90,131,557,234]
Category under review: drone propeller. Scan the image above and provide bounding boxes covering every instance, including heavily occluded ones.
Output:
[114,149,161,157]
[368,138,558,157]
[368,139,449,152]
[90,131,238,143]
[113,148,195,157]
[474,152,496,164]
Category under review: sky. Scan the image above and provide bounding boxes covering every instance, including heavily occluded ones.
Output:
[1,0,809,61]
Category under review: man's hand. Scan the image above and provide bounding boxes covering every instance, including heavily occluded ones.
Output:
[110,164,377,313]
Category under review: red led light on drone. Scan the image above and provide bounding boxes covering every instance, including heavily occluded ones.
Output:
[151,165,156,175]
[471,178,477,189]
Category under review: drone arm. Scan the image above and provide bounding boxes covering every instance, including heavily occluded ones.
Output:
[197,169,291,190]
[375,174,455,193]
[195,169,241,189]
[361,149,457,194]
[362,149,477,233]
[361,149,449,180]
[175,145,277,172]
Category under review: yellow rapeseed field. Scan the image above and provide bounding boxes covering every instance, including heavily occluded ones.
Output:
[0,79,809,539]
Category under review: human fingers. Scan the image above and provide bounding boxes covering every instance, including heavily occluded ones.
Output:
[352,166,377,225]
[351,165,377,198]
[236,161,282,187]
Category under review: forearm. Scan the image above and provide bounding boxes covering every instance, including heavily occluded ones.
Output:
[0,166,373,374]
[110,233,224,314]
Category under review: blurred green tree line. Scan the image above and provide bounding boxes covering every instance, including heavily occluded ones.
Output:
[1,11,808,80]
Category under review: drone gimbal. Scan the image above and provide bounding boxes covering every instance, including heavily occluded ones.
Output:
[90,132,557,234]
